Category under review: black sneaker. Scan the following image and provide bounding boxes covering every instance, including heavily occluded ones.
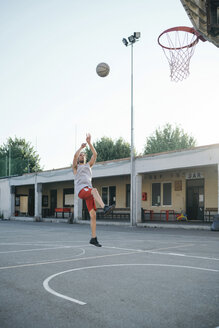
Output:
[90,237,102,247]
[103,205,115,216]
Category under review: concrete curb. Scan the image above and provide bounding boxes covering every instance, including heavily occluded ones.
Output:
[6,217,213,230]
[137,222,211,231]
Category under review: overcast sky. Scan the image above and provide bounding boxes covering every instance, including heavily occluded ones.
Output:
[1,0,218,170]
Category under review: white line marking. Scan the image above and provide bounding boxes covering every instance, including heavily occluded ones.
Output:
[149,251,219,261]
[0,246,72,254]
[1,243,219,270]
[167,253,186,257]
[43,263,219,306]
[43,273,86,305]
[103,245,219,261]
[103,243,194,253]
[0,250,138,270]
[16,248,86,265]
[0,245,89,254]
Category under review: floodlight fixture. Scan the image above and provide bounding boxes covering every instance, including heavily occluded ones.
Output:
[122,32,141,47]
[122,38,128,46]
[128,35,135,43]
[134,32,141,39]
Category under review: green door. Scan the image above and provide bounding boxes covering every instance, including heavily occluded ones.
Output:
[186,179,204,220]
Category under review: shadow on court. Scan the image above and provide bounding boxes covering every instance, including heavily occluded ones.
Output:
[0,221,218,328]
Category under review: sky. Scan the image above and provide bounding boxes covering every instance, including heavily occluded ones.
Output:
[1,0,218,170]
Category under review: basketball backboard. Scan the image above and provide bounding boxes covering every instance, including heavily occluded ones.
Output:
[180,0,219,47]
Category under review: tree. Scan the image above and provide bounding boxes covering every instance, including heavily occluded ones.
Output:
[143,123,196,155]
[85,137,131,162]
[0,137,42,177]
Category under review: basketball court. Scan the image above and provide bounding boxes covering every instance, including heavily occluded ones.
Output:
[0,221,218,328]
[0,1,219,328]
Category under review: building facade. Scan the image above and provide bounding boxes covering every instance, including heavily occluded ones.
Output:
[0,144,219,224]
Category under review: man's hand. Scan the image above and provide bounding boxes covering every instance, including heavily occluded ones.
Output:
[86,133,91,144]
[81,143,86,149]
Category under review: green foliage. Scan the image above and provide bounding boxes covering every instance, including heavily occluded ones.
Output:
[143,123,196,155]
[0,137,42,177]
[85,137,131,162]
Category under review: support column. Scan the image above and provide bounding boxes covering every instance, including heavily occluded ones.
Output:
[38,183,42,218]
[34,178,42,220]
[218,164,219,214]
[136,174,142,223]
[74,195,82,222]
[10,185,15,217]
[131,172,136,226]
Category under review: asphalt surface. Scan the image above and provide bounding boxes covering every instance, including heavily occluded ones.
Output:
[0,220,218,328]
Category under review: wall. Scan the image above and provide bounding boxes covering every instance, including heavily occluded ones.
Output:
[204,166,218,208]
[141,166,218,213]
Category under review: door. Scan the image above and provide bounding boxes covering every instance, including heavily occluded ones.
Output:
[186,179,204,220]
[28,188,34,216]
[50,190,57,216]
[126,184,130,208]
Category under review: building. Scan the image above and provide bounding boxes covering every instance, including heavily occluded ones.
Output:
[0,144,219,224]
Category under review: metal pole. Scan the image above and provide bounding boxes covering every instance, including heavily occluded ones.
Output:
[6,156,8,176]
[130,43,135,226]
[9,146,11,176]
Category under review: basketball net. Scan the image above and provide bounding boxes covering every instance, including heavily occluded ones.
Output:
[158,27,204,82]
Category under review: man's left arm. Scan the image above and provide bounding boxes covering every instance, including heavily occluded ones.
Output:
[86,134,97,167]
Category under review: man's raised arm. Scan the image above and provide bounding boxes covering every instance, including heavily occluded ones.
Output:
[72,143,86,174]
[86,134,97,167]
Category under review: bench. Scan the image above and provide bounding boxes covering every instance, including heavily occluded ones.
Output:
[144,209,154,220]
[55,208,72,218]
[205,208,218,222]
[142,209,178,222]
[160,209,175,221]
[96,208,130,220]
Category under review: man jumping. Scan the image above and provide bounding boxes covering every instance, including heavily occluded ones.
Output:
[73,133,114,247]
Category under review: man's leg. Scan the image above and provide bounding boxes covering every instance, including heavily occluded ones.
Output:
[91,188,115,215]
[89,208,101,247]
[91,188,104,208]
[89,209,96,238]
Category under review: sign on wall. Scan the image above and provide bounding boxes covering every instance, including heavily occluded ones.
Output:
[186,172,204,180]
[174,180,182,191]
[65,194,74,206]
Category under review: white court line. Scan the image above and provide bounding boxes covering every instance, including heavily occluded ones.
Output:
[14,248,86,265]
[1,243,219,270]
[103,243,195,253]
[103,245,219,262]
[0,250,138,270]
[0,245,89,254]
[43,263,219,306]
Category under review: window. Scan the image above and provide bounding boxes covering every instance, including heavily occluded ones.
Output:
[152,182,172,206]
[15,196,20,206]
[152,183,161,206]
[42,195,48,207]
[207,0,219,35]
[102,186,116,206]
[109,186,116,205]
[163,183,171,205]
[102,187,108,205]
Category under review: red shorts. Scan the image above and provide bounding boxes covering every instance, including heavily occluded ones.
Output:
[78,187,96,212]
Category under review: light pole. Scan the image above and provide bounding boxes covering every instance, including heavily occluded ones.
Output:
[122,32,141,226]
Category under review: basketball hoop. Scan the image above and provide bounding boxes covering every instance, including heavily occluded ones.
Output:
[158,26,206,82]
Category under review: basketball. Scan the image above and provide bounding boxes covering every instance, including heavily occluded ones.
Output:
[96,62,110,77]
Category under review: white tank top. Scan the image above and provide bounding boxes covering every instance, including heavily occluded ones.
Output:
[74,163,92,196]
